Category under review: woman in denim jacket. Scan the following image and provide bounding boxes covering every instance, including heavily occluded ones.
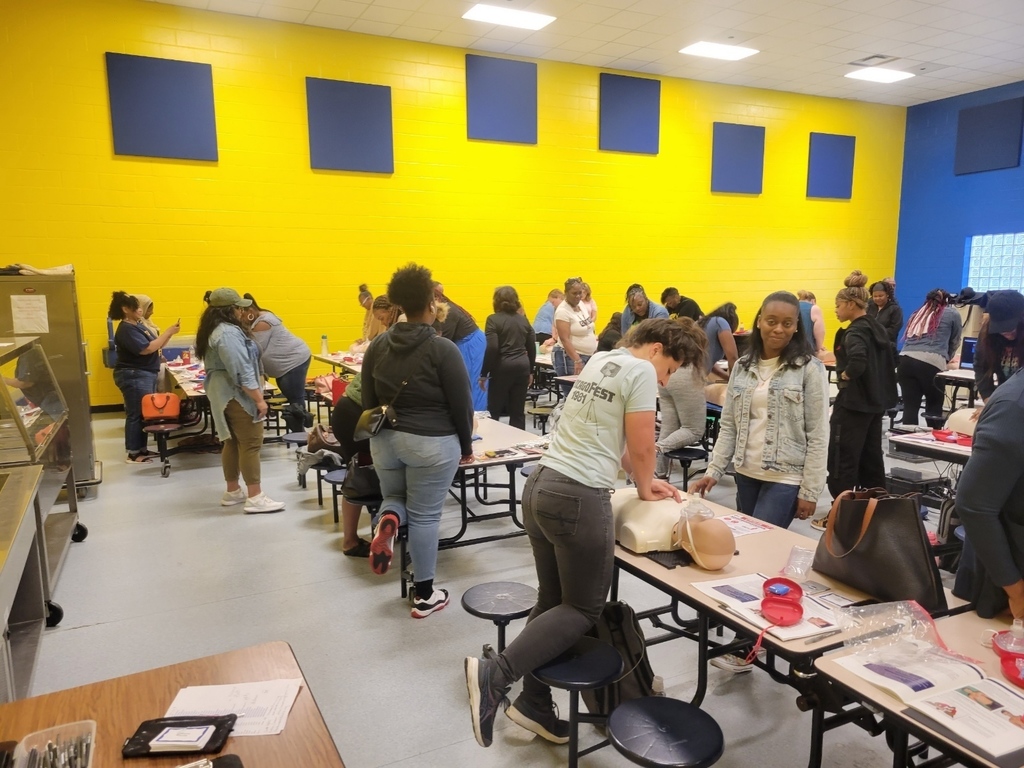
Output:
[692,291,829,528]
[197,288,284,515]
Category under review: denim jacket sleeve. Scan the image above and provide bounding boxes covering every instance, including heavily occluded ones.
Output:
[706,364,741,483]
[218,326,260,391]
[799,359,830,502]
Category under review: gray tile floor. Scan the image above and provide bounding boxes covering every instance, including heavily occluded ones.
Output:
[34,413,947,767]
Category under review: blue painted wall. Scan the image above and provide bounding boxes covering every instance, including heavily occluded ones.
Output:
[895,80,1024,310]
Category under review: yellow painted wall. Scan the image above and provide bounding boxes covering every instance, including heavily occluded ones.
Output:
[0,0,906,406]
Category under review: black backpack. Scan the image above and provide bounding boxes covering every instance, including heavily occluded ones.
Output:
[581,601,655,717]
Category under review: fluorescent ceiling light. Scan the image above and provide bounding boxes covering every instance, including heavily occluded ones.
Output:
[679,41,758,61]
[462,4,555,30]
[845,67,914,83]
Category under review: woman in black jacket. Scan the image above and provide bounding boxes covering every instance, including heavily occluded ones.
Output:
[363,264,475,619]
[827,272,898,499]
[480,286,536,430]
[867,280,903,354]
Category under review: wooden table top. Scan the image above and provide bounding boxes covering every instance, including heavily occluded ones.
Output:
[0,641,345,767]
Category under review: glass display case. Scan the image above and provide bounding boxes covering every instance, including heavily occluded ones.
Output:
[0,338,85,633]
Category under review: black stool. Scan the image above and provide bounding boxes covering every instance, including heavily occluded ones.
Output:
[283,431,307,449]
[662,447,708,491]
[533,637,623,768]
[608,697,724,767]
[143,422,179,478]
[527,406,554,434]
[461,582,537,652]
[324,469,347,524]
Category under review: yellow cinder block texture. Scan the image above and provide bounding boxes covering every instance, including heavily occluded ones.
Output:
[0,0,904,405]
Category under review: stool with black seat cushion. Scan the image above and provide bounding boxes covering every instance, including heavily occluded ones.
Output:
[461,582,537,653]
[607,696,724,768]
[533,636,624,768]
[323,469,347,524]
[661,447,708,491]
[143,423,179,478]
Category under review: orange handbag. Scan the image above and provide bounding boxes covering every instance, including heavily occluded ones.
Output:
[141,393,181,422]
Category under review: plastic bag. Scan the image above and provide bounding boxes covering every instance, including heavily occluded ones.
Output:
[835,601,944,651]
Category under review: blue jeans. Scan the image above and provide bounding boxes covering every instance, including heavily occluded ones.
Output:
[113,367,158,454]
[275,356,311,433]
[370,429,461,584]
[734,473,801,529]
[552,347,591,397]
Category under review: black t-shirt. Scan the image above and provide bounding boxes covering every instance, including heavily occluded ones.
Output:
[671,297,703,321]
[114,321,160,372]
[482,312,536,377]
[435,304,478,343]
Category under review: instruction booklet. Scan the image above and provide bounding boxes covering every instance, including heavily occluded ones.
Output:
[835,640,1024,757]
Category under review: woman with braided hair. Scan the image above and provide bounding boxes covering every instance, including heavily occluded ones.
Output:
[897,288,962,426]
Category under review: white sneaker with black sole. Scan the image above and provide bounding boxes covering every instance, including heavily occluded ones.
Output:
[220,488,247,506]
[411,588,449,618]
[243,493,285,514]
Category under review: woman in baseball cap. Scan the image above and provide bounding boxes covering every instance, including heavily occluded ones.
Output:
[976,290,1024,403]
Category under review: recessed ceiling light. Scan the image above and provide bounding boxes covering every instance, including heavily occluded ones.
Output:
[679,41,758,61]
[462,4,556,30]
[845,67,914,84]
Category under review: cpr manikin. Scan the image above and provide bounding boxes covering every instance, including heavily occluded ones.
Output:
[672,501,736,571]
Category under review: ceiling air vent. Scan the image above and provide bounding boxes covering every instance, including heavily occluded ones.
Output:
[848,54,900,67]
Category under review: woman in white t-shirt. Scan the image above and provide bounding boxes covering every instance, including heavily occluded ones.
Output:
[691,291,829,530]
[553,277,598,395]
[465,318,706,749]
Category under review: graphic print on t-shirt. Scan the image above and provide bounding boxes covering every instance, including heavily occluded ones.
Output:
[568,360,621,429]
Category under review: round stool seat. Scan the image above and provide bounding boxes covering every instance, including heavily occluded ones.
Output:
[461,581,537,622]
[954,525,966,542]
[664,447,708,462]
[520,464,537,478]
[528,406,554,415]
[283,432,308,447]
[608,697,724,768]
[534,636,623,692]
[324,469,347,485]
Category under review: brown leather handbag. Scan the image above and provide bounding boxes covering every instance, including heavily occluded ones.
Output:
[812,488,947,614]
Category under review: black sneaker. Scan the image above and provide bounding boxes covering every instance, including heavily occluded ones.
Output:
[506,695,570,744]
[465,656,510,747]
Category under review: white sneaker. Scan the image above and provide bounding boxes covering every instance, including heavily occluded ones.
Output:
[710,653,757,673]
[243,493,285,514]
[220,488,247,506]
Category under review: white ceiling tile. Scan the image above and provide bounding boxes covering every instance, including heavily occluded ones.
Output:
[603,10,658,30]
[431,30,480,47]
[576,24,628,42]
[258,5,311,21]
[208,0,261,15]
[611,29,662,47]
[149,0,1024,106]
[313,0,369,16]
[306,11,357,28]
[347,17,399,34]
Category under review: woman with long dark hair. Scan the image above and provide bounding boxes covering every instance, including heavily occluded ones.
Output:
[108,291,180,463]
[197,288,284,514]
[433,282,488,411]
[480,286,536,430]
[241,293,312,435]
[700,302,740,379]
[465,318,701,749]
[692,291,828,529]
[897,288,962,426]
[867,280,903,354]
[975,290,1024,404]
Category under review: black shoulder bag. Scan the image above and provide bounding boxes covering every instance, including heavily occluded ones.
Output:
[353,337,434,441]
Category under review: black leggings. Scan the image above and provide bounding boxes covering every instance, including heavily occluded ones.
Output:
[487,359,530,430]
[897,356,944,426]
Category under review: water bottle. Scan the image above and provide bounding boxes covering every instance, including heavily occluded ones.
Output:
[652,675,666,696]
[320,334,329,356]
[188,343,196,364]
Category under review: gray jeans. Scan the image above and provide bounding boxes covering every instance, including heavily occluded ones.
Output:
[496,466,613,704]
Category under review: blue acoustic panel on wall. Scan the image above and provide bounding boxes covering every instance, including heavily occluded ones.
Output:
[465,54,537,144]
[306,77,394,173]
[711,122,765,194]
[954,97,1024,175]
[105,52,217,161]
[807,132,856,199]
[599,73,660,154]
